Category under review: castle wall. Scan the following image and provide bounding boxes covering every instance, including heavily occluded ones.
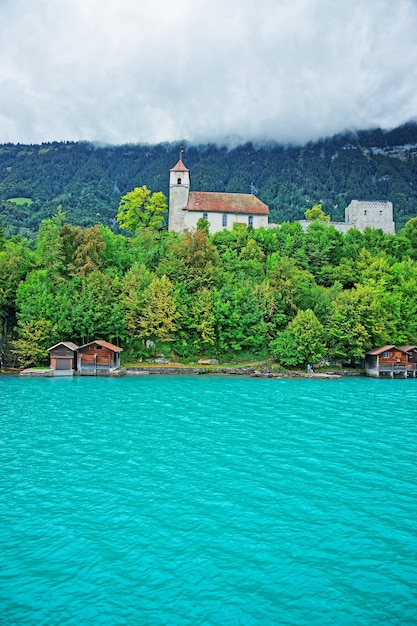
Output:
[298,220,350,234]
[298,201,396,234]
[345,200,395,234]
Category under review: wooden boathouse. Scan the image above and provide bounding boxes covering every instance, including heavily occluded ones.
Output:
[365,345,417,378]
[48,342,79,376]
[77,340,122,375]
[400,345,417,375]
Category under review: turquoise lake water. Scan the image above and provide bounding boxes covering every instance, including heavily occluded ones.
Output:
[1,375,417,625]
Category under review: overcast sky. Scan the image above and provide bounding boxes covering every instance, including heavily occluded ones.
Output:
[1,0,416,147]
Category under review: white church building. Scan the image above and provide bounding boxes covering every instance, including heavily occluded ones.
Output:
[168,159,269,234]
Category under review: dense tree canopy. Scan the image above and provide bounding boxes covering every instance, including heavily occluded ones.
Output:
[1,210,417,369]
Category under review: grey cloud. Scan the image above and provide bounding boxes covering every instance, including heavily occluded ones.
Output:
[0,0,416,146]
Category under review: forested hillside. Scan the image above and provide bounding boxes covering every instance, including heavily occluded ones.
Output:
[0,123,416,236]
[1,212,417,369]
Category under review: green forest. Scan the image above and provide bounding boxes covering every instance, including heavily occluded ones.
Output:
[1,207,417,369]
[0,122,417,237]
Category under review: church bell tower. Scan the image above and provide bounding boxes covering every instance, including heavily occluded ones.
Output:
[168,149,190,232]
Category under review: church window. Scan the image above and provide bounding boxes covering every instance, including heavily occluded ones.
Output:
[177,178,182,184]
[222,214,227,227]
[203,212,208,220]
[364,210,367,215]
[248,216,253,227]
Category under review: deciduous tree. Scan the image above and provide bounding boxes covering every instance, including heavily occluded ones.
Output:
[117,186,167,232]
[13,319,55,368]
[137,275,179,344]
[36,207,66,275]
[270,309,325,367]
[304,204,330,222]
[326,285,389,363]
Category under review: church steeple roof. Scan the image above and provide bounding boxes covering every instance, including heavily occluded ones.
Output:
[170,159,189,172]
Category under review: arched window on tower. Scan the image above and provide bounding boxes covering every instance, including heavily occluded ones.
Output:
[177,178,182,185]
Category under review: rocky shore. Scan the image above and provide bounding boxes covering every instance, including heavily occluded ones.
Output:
[11,364,363,378]
[122,365,361,379]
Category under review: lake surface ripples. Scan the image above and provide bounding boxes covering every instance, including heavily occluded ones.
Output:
[1,375,417,625]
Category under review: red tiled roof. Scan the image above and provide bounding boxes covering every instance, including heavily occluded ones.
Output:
[79,340,123,352]
[398,345,417,353]
[170,159,189,172]
[186,192,269,215]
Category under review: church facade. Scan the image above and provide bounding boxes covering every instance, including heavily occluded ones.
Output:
[168,159,269,233]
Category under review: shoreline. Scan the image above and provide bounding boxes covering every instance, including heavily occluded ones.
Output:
[123,365,362,379]
[6,365,364,379]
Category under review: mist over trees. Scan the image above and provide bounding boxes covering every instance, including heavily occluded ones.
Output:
[0,123,416,237]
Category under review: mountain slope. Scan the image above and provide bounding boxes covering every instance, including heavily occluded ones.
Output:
[0,123,416,235]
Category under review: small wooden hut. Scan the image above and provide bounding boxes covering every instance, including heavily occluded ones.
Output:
[48,342,79,375]
[365,345,411,378]
[77,340,122,375]
[399,346,417,378]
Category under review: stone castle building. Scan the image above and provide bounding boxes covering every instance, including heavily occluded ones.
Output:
[168,159,269,233]
[298,200,395,234]
[344,200,395,233]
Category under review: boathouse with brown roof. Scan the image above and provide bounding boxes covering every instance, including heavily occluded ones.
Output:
[77,340,122,375]
[399,346,417,374]
[365,345,417,378]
